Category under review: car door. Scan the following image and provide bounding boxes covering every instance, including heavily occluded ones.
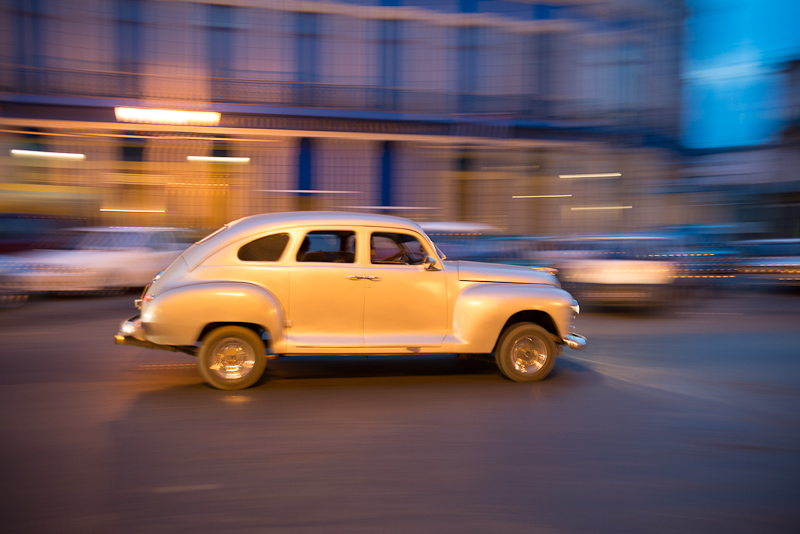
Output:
[361,230,448,348]
[288,229,365,348]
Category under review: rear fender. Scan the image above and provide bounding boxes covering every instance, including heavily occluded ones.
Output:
[141,282,285,347]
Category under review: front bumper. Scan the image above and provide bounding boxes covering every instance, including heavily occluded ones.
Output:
[115,315,192,354]
[563,334,587,350]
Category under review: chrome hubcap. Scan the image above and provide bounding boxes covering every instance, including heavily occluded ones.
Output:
[209,338,256,380]
[511,336,548,374]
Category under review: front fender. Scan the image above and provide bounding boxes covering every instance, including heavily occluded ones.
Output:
[141,281,285,347]
[452,283,575,353]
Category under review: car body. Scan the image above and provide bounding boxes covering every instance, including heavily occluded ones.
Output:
[0,226,191,294]
[115,211,586,389]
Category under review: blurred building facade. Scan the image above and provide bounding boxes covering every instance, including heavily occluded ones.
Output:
[675,58,800,240]
[1,0,686,234]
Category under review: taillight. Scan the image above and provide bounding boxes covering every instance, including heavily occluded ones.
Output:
[136,271,163,309]
[135,292,154,310]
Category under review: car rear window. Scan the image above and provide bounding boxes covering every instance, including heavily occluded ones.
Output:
[238,233,290,262]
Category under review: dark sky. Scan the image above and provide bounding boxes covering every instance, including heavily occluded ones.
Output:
[682,0,800,148]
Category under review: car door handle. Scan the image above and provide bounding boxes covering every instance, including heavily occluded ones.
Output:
[365,275,381,281]
[347,275,367,280]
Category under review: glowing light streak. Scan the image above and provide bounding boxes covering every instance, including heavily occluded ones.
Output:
[570,206,633,211]
[115,107,220,126]
[187,156,250,163]
[11,149,85,160]
[260,189,361,195]
[100,209,166,213]
[559,173,622,179]
[339,206,439,210]
[512,194,572,199]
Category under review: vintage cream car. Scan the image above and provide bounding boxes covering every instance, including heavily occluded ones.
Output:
[115,212,586,390]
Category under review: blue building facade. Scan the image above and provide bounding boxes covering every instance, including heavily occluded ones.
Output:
[0,0,685,234]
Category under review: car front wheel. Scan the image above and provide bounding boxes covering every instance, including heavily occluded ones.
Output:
[197,326,267,390]
[495,322,556,382]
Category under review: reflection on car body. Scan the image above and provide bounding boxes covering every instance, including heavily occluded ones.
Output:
[116,212,587,390]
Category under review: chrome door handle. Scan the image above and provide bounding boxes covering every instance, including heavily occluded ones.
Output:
[347,275,365,280]
[365,275,381,281]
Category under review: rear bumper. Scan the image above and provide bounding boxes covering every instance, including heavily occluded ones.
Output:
[116,315,146,342]
[115,315,194,354]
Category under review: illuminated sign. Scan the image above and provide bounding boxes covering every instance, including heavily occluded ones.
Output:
[115,107,221,126]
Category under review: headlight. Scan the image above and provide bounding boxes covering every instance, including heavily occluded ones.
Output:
[570,300,580,317]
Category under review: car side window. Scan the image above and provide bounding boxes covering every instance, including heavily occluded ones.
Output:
[370,232,426,265]
[238,233,290,262]
[296,231,356,263]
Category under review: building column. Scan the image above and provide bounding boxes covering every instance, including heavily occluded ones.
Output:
[297,137,315,211]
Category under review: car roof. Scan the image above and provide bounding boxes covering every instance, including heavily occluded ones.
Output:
[184,211,428,269]
[223,211,425,238]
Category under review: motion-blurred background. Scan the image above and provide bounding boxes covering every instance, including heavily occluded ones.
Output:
[1,0,799,303]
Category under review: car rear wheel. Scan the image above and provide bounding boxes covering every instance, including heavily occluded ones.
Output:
[197,326,267,390]
[495,322,556,382]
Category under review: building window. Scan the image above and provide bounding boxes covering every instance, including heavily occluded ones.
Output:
[15,0,44,91]
[116,0,144,72]
[115,0,145,97]
[295,12,318,85]
[207,4,234,102]
[457,0,479,112]
[381,0,402,110]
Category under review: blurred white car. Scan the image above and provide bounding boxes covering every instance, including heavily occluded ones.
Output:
[0,227,191,294]
[527,235,681,308]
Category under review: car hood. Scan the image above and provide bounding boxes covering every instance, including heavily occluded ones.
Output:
[452,260,560,287]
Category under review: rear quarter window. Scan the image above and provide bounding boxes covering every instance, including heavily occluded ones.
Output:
[238,233,290,262]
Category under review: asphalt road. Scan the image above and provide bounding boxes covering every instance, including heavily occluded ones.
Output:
[1,290,799,533]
